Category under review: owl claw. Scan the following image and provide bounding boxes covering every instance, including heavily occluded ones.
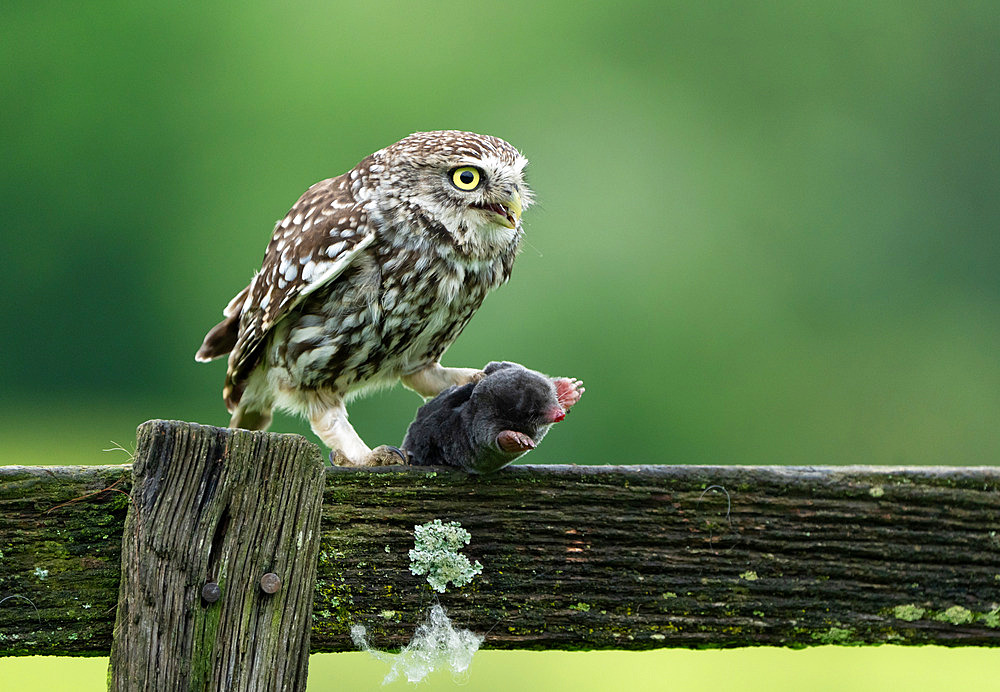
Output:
[329,450,351,467]
[385,446,409,464]
[365,445,409,466]
[329,446,409,467]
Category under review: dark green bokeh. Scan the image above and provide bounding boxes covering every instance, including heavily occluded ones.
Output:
[2,1,998,469]
[3,4,1000,690]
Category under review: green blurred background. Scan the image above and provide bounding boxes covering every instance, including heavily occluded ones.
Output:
[2,1,998,689]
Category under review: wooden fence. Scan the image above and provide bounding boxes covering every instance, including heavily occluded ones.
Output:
[1,420,998,688]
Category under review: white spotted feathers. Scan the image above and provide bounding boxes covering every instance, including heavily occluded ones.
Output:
[196,131,532,427]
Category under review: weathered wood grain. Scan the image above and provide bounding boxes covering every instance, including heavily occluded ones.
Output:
[1,421,999,657]
[0,464,130,655]
[316,464,1000,650]
[108,420,325,691]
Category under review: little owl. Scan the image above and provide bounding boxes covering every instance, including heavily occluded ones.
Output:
[196,130,532,466]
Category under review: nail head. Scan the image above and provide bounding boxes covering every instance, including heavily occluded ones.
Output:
[260,572,281,594]
[201,582,221,603]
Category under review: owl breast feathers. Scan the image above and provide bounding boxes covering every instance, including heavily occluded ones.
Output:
[196,131,534,465]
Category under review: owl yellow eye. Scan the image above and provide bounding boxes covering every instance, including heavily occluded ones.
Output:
[450,166,482,191]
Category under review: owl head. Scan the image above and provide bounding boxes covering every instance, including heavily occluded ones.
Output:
[370,130,533,256]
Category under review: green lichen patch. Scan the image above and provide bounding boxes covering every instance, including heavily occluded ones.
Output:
[889,603,1000,628]
[312,576,356,635]
[811,626,857,645]
[893,604,925,621]
[739,571,758,581]
[408,519,482,593]
[569,602,591,612]
[935,605,974,625]
[980,607,1000,628]
[868,486,885,498]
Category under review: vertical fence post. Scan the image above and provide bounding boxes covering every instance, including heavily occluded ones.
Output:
[109,420,325,691]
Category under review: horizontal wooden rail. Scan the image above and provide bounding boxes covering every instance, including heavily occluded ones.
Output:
[2,432,999,655]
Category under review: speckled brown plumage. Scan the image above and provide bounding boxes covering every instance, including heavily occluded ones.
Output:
[196,131,532,465]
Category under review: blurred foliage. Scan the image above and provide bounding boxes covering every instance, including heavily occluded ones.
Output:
[2,1,997,466]
[2,2,999,689]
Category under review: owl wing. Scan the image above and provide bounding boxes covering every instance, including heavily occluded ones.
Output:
[217,174,375,408]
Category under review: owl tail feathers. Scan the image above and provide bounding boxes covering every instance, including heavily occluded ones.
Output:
[195,284,250,362]
[195,314,239,362]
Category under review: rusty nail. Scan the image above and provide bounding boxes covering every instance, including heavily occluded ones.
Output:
[201,582,221,603]
[260,572,281,594]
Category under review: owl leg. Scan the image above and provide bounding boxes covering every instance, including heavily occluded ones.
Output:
[309,402,406,467]
[309,401,370,462]
[401,362,484,399]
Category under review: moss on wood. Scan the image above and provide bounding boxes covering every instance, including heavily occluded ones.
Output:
[2,424,1000,656]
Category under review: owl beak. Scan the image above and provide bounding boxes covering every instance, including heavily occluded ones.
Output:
[480,190,521,229]
[500,190,523,229]
[473,190,523,228]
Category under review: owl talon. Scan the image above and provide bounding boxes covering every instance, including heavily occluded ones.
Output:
[330,446,407,466]
[385,445,408,463]
[366,445,409,466]
[329,450,352,467]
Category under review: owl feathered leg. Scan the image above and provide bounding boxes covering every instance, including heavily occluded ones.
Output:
[309,401,405,467]
[310,401,370,460]
[401,362,484,399]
